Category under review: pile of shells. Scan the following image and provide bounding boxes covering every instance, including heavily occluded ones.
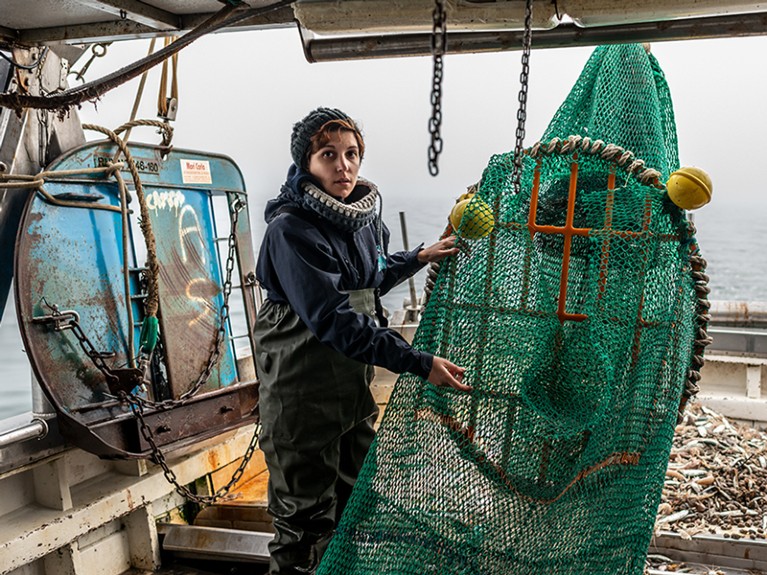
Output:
[654,402,767,541]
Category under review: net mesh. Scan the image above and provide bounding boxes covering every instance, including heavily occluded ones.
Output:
[318,44,705,575]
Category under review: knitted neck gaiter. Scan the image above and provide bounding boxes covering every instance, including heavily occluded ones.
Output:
[299,178,380,234]
[280,175,387,270]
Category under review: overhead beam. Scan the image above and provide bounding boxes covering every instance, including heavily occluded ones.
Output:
[0,25,19,47]
[18,19,159,46]
[75,0,181,31]
[181,6,295,33]
[302,11,767,62]
[11,6,295,46]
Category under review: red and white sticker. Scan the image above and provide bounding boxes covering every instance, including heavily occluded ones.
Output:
[180,159,212,184]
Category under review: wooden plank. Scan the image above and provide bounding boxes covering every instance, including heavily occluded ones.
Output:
[651,531,767,571]
[209,446,267,494]
[216,470,270,507]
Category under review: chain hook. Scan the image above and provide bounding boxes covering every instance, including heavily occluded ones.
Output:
[69,42,112,84]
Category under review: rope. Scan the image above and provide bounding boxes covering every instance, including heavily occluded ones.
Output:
[158,36,179,118]
[114,38,157,162]
[0,1,295,115]
[0,165,125,212]
[677,222,712,422]
[82,121,172,316]
[528,135,664,187]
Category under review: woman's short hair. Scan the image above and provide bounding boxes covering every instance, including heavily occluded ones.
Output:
[308,119,365,161]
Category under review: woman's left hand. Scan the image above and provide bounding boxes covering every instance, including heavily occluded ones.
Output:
[417,236,460,264]
[428,357,471,392]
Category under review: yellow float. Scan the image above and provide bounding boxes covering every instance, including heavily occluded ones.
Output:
[666,166,713,210]
[449,194,495,239]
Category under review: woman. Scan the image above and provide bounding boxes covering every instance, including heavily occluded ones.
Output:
[254,107,468,575]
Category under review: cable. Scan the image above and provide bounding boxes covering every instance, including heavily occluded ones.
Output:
[0,46,49,70]
[0,0,294,114]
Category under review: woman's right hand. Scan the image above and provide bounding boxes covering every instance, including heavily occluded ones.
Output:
[427,357,472,392]
[417,236,460,264]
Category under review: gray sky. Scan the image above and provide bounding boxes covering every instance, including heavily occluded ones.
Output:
[79,28,767,301]
[79,31,766,204]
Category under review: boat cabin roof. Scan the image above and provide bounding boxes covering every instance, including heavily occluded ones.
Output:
[3,1,767,61]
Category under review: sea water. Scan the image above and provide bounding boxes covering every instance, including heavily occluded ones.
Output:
[1,194,765,420]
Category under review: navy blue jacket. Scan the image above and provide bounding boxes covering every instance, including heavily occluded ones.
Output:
[255,166,433,379]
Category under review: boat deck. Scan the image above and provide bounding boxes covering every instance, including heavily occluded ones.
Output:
[175,365,767,575]
[193,367,398,529]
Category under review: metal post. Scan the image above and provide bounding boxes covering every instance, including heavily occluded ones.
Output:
[32,373,56,416]
[399,211,420,322]
[302,13,767,62]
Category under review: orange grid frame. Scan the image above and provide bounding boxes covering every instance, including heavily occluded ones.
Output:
[527,154,619,323]
[527,152,655,370]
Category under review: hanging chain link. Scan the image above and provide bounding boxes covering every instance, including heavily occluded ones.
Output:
[427,0,447,177]
[511,0,534,194]
[35,47,51,167]
[128,397,262,504]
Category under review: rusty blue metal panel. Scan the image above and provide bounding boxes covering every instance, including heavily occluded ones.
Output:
[15,141,257,457]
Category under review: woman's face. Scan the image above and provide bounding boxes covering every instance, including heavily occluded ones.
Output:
[307,130,361,201]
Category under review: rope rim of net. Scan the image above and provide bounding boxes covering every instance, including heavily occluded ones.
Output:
[527,135,664,188]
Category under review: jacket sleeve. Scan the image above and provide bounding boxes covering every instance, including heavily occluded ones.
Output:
[376,223,427,296]
[377,245,425,297]
[260,216,433,379]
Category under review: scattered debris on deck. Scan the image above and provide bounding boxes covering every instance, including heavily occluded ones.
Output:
[657,403,766,540]
[644,402,767,574]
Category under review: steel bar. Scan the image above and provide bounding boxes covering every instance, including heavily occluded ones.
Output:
[707,327,767,356]
[161,524,271,563]
[709,300,767,328]
[303,12,767,62]
[399,211,419,313]
[0,418,48,449]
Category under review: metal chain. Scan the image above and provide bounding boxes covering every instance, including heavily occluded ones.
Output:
[33,305,121,386]
[427,0,447,177]
[126,196,260,504]
[36,108,50,168]
[40,195,256,502]
[59,194,245,410]
[511,0,534,194]
[129,195,244,411]
[128,397,262,504]
[35,47,51,167]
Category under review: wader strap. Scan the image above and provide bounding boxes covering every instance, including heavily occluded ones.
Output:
[343,288,376,321]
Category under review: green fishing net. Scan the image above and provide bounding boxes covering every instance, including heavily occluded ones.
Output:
[318,44,708,575]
